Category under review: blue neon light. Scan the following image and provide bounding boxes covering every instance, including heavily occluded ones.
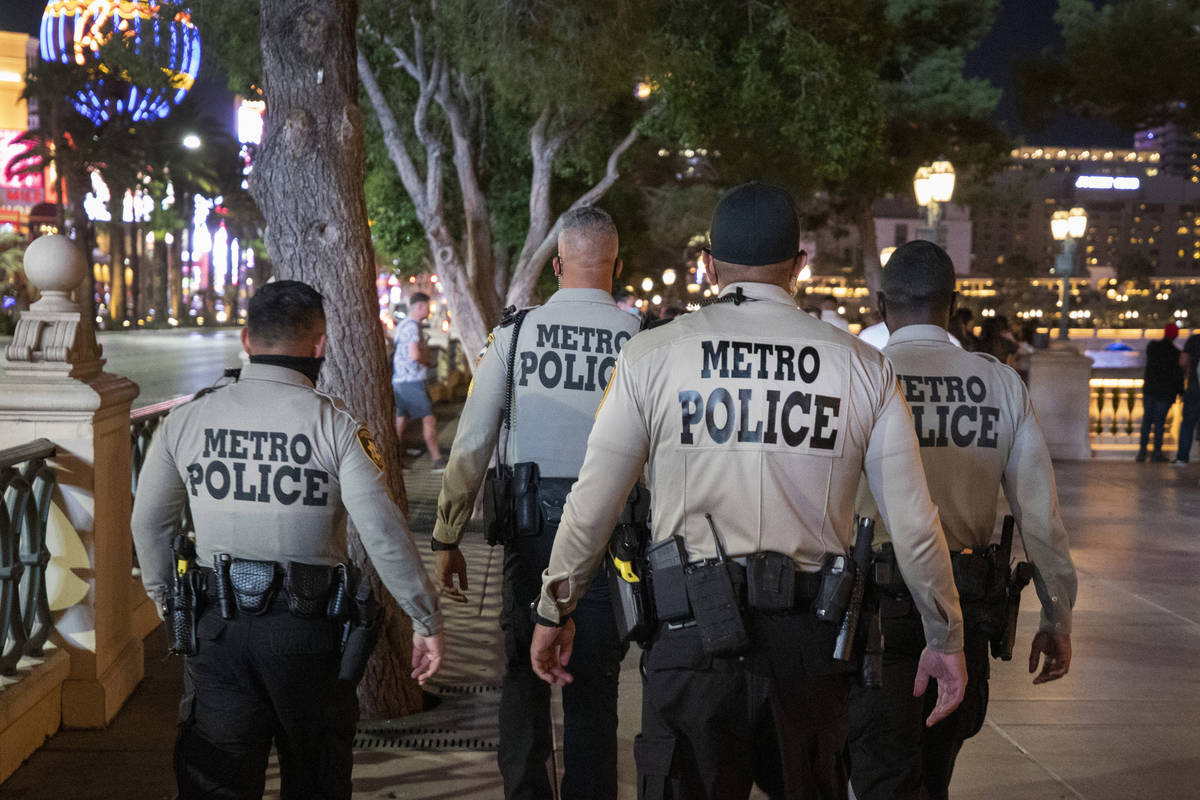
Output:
[39,1,202,126]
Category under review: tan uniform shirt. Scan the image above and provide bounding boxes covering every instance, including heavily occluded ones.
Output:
[434,289,641,546]
[857,325,1077,633]
[537,282,964,653]
[131,363,442,636]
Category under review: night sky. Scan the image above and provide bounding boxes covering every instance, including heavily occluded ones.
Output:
[1,0,1131,147]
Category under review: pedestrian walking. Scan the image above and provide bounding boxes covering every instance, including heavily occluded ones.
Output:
[394,291,446,470]
[1138,323,1184,462]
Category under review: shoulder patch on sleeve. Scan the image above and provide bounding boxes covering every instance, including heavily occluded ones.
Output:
[356,426,385,471]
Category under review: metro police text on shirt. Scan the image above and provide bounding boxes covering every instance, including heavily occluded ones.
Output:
[678,338,847,453]
[185,428,331,506]
[899,373,1001,448]
[518,323,632,392]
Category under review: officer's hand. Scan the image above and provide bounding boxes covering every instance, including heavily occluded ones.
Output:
[914,646,967,727]
[436,548,470,604]
[530,620,575,686]
[1029,631,1071,684]
[411,632,443,685]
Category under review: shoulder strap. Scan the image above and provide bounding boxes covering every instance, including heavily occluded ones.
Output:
[493,307,531,468]
[503,308,532,431]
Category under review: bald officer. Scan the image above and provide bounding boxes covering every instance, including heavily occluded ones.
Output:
[132,280,443,800]
[849,241,1077,800]
[433,207,639,800]
[531,183,966,800]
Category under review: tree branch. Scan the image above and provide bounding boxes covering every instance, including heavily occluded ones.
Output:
[390,43,420,81]
[505,120,642,306]
[356,50,429,224]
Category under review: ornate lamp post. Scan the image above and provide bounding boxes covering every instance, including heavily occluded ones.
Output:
[914,160,955,246]
[1050,206,1087,341]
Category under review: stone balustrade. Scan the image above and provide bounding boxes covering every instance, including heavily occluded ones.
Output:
[0,235,146,782]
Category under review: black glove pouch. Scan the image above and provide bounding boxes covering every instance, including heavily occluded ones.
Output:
[483,464,515,546]
[229,558,279,615]
[512,461,542,536]
[685,561,750,657]
[285,562,334,618]
[952,550,1008,640]
[746,551,796,611]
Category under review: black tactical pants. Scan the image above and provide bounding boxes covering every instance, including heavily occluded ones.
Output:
[636,610,853,800]
[499,519,625,800]
[847,596,990,800]
[175,604,358,800]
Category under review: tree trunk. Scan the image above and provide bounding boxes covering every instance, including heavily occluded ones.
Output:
[65,168,95,317]
[131,221,147,319]
[155,237,170,322]
[254,0,421,717]
[108,219,125,323]
[225,224,238,320]
[168,233,183,319]
[857,195,883,300]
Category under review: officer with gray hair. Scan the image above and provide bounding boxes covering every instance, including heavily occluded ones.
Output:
[433,206,640,799]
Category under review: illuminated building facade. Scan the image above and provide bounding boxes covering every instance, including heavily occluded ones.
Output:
[1134,123,1200,181]
[971,146,1200,278]
[0,30,45,234]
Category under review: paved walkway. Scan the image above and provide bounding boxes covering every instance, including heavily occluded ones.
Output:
[5,405,1200,798]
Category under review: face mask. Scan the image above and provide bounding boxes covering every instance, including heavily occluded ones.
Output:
[250,354,325,385]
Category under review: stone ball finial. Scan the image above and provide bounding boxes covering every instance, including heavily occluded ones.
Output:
[24,234,87,294]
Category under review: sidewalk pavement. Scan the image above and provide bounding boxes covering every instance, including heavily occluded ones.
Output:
[4,401,1200,799]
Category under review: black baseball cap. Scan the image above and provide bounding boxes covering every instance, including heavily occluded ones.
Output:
[709,182,800,267]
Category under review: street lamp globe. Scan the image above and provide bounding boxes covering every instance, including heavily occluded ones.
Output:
[641,276,654,292]
[913,166,933,208]
[880,246,896,267]
[662,268,677,286]
[929,160,956,203]
[1050,210,1070,241]
[1067,206,1088,239]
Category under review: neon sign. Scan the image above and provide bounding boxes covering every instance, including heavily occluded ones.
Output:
[39,1,202,124]
[1075,175,1140,191]
[1,130,45,209]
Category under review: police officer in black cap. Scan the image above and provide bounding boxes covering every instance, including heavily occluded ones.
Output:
[532,183,965,799]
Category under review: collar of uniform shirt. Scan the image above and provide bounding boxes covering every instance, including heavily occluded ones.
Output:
[885,324,953,346]
[716,281,796,307]
[545,288,622,305]
[239,362,317,388]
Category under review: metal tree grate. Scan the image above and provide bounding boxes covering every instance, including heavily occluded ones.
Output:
[355,683,502,751]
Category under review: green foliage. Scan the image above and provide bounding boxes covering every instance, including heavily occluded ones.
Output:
[0,232,28,332]
[1056,0,1200,130]
[433,0,652,114]
[646,0,886,190]
[853,0,1005,195]
[1017,0,1200,133]
[364,163,428,274]
[187,0,263,95]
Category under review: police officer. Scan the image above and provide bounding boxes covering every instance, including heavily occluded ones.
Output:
[531,183,967,799]
[131,280,443,799]
[849,240,1077,800]
[432,207,639,800]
